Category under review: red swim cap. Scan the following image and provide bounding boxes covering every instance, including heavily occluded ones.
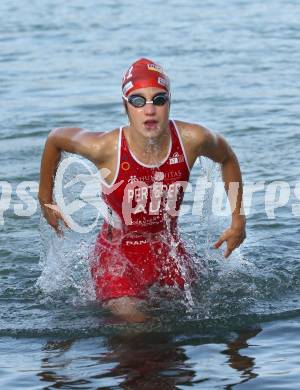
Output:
[122,58,170,97]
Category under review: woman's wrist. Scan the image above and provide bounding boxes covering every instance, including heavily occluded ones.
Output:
[38,194,53,206]
[231,214,246,228]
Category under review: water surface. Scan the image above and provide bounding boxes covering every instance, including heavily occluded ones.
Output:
[1,0,300,388]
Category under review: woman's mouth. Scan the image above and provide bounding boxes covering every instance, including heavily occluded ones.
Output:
[144,120,158,129]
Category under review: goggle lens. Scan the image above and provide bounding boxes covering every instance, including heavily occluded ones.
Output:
[152,95,168,106]
[128,95,146,108]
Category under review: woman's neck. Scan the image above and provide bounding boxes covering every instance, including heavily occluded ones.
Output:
[125,125,171,165]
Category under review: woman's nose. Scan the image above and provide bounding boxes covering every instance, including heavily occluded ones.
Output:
[143,102,156,115]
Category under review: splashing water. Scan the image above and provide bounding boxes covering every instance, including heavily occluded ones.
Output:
[37,219,96,304]
[37,152,260,321]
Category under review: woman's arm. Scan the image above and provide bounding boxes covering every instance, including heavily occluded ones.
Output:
[38,127,106,234]
[184,122,246,258]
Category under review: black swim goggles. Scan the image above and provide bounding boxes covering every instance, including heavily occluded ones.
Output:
[122,92,169,108]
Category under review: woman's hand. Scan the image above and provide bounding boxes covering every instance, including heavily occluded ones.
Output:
[214,217,246,258]
[40,202,70,236]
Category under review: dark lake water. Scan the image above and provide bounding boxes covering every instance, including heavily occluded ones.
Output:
[1,0,300,388]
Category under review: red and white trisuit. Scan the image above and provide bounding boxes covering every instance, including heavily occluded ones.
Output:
[91,119,196,301]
